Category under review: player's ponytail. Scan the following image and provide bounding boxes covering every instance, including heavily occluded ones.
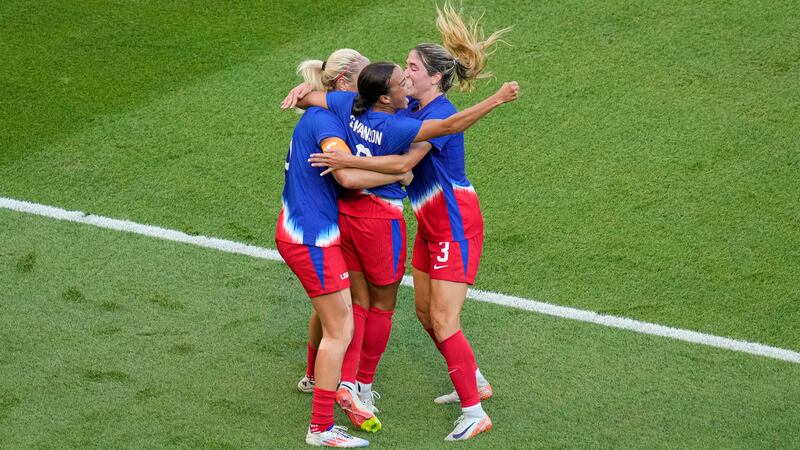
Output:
[413,1,511,93]
[352,95,370,116]
[351,62,396,116]
[297,48,369,92]
[297,59,327,91]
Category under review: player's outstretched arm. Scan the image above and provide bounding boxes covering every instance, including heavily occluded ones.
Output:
[310,142,432,175]
[413,81,519,143]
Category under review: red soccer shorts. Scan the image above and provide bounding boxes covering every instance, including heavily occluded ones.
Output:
[276,240,350,298]
[411,233,483,285]
[339,214,406,286]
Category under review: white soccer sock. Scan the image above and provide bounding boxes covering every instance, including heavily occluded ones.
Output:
[340,381,356,392]
[462,402,486,419]
[356,381,373,400]
[475,368,488,386]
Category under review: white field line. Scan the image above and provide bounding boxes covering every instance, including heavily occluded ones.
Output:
[3,196,799,365]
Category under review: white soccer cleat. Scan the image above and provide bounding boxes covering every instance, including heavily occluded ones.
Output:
[359,390,381,414]
[434,383,493,404]
[444,415,493,441]
[297,375,315,393]
[305,425,369,447]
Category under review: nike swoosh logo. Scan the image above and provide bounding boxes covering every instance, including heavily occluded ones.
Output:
[433,264,448,270]
[448,368,459,374]
[452,422,475,440]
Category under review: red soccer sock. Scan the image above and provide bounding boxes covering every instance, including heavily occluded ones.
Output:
[310,386,336,432]
[438,329,480,408]
[356,307,394,384]
[306,341,318,379]
[340,303,368,385]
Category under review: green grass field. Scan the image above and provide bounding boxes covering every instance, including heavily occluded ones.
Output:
[2,0,799,448]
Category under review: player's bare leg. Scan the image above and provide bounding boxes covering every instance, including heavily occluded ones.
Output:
[305,289,368,447]
[310,289,353,393]
[337,271,381,432]
[413,268,433,331]
[413,268,493,404]
[429,279,491,441]
[414,270,492,404]
[298,311,323,393]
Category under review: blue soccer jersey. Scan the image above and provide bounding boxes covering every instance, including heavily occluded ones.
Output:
[325,91,422,219]
[403,96,484,242]
[275,107,346,247]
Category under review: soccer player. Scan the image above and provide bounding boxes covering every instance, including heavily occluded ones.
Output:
[303,2,512,441]
[277,51,413,447]
[287,49,373,397]
[289,49,422,435]
[294,59,518,440]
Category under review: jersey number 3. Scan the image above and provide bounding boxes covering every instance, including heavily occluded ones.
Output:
[437,242,450,263]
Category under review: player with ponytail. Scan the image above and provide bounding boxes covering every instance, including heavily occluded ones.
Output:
[303,2,512,441]
[277,48,412,448]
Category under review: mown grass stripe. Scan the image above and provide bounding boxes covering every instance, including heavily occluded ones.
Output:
[3,195,799,365]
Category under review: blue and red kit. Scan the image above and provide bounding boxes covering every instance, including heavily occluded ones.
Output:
[402,96,485,284]
[275,107,350,297]
[324,91,423,284]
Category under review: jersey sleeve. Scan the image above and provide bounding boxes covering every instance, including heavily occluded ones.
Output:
[419,99,457,154]
[325,91,357,124]
[311,109,347,145]
[385,117,423,155]
[424,134,451,154]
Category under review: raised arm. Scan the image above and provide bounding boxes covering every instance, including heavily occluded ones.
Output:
[280,82,313,109]
[290,90,328,110]
[413,81,519,143]
[309,142,433,175]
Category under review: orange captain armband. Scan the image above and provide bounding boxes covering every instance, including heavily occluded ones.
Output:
[320,137,351,155]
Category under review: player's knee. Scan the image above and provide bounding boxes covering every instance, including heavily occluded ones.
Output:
[324,328,352,352]
[324,315,353,346]
[430,311,459,338]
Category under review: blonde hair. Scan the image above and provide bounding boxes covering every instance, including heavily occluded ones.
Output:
[415,1,512,93]
[296,48,369,91]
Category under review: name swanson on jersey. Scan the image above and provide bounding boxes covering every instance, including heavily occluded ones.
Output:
[349,115,383,145]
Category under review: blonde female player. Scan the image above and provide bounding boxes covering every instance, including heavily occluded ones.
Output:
[305,2,512,441]
[294,57,518,441]
[286,50,424,432]
[288,49,371,397]
[288,49,427,435]
[277,49,414,447]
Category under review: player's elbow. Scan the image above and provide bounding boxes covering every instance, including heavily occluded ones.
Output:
[333,171,356,189]
[439,122,460,137]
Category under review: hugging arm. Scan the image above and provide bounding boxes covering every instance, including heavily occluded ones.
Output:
[320,138,407,189]
[310,142,432,175]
